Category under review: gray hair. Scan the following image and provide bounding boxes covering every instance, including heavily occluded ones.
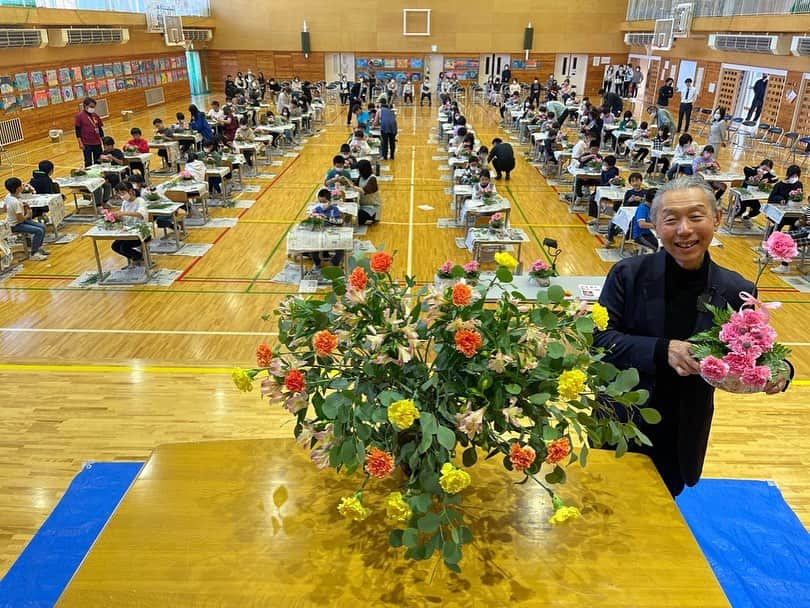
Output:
[651,175,718,222]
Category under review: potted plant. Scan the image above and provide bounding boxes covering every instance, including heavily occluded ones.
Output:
[462,260,480,284]
[528,258,554,287]
[488,212,505,230]
[789,188,804,203]
[180,170,193,181]
[232,252,652,571]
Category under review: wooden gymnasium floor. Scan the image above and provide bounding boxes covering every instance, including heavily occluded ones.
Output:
[0,95,808,575]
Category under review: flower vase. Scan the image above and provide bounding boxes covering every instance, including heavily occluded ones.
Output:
[530,276,551,287]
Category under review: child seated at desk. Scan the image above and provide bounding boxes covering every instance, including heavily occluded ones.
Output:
[325,155,352,188]
[630,122,650,164]
[201,139,228,196]
[339,144,358,170]
[234,118,256,167]
[349,130,372,156]
[665,133,695,180]
[618,110,637,130]
[152,118,176,167]
[99,136,126,202]
[573,141,603,201]
[124,128,150,177]
[348,160,381,225]
[767,165,804,233]
[172,112,194,159]
[221,106,238,143]
[605,172,645,247]
[28,160,63,219]
[772,201,810,274]
[110,182,149,270]
[305,189,345,278]
[630,188,658,252]
[465,156,482,179]
[4,177,48,261]
[207,101,224,124]
[587,155,620,222]
[646,126,673,178]
[472,169,496,198]
[692,145,727,201]
[735,159,778,224]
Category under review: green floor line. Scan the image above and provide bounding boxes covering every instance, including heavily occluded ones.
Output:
[504,185,554,265]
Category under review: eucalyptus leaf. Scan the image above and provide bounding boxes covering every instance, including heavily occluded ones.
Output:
[417,512,441,533]
[639,408,662,424]
[436,426,457,450]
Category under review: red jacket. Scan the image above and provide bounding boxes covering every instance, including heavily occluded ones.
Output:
[126,138,150,153]
[74,110,104,145]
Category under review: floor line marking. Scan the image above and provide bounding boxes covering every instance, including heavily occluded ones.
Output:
[0,363,240,374]
[0,327,279,337]
[407,144,416,276]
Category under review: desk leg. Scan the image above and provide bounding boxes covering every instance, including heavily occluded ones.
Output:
[726,193,740,233]
[173,213,181,252]
[92,238,105,282]
[142,238,153,282]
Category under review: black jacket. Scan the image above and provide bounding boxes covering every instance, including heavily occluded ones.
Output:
[657,85,674,107]
[593,251,753,492]
[29,170,58,194]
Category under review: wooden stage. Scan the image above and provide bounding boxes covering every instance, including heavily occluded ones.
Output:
[56,439,728,607]
[0,96,808,578]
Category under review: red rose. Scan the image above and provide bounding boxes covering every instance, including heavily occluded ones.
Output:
[369,251,393,274]
[284,369,306,392]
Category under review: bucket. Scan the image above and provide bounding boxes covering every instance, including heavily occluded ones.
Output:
[49,129,63,143]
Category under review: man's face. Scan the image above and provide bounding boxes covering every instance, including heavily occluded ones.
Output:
[654,187,721,270]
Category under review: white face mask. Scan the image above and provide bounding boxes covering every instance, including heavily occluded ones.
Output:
[788,176,799,184]
[86,107,96,114]
[713,113,721,119]
[602,165,609,171]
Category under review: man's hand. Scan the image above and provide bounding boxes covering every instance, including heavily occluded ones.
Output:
[668,340,700,376]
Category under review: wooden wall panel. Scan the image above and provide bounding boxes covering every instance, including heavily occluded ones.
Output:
[760,75,785,128]
[696,62,721,111]
[716,68,742,117]
[789,77,810,134]
[206,51,326,95]
[644,60,660,107]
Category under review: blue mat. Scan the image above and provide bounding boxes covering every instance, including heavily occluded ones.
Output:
[677,479,810,608]
[0,462,142,608]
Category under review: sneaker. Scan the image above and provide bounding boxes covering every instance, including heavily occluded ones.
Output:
[38,247,50,256]
[771,265,790,274]
[604,239,615,249]
[30,252,48,261]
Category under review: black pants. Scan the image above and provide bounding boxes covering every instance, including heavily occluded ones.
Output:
[491,159,515,179]
[746,98,764,122]
[677,102,693,132]
[112,237,150,261]
[737,200,762,219]
[634,232,659,251]
[380,132,396,160]
[82,144,102,167]
[647,156,670,175]
[340,92,348,105]
[403,93,413,104]
[420,92,431,106]
[312,250,344,267]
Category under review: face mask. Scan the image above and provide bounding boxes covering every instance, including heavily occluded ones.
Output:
[86,107,96,114]
[602,165,609,171]
[788,176,799,184]
[713,113,721,119]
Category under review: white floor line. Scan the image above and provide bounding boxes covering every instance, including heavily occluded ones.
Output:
[0,327,279,337]
[407,144,416,277]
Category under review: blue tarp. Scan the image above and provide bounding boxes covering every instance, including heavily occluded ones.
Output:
[677,479,810,608]
[0,462,142,608]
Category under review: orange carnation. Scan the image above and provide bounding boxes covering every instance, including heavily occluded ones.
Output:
[452,282,472,306]
[369,251,393,274]
[284,369,306,392]
[545,437,571,464]
[454,329,483,358]
[509,442,536,472]
[312,330,339,357]
[256,343,272,367]
[364,447,395,479]
[349,266,368,290]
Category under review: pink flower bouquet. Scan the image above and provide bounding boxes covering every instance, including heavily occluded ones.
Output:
[690,233,795,393]
[488,212,505,230]
[179,170,193,180]
[436,260,456,279]
[462,260,480,280]
[528,259,553,279]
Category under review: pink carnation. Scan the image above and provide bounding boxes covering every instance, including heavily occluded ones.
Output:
[530,259,550,273]
[740,365,771,389]
[765,232,798,263]
[463,260,479,273]
[439,261,454,274]
[491,212,503,221]
[722,352,757,376]
[700,356,729,384]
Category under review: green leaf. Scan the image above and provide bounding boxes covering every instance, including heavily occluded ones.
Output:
[575,316,595,334]
[547,285,565,303]
[450,264,465,278]
[529,392,551,406]
[417,511,441,533]
[539,308,558,330]
[462,447,478,467]
[579,443,589,467]
[410,493,432,514]
[322,393,350,419]
[495,267,513,283]
[614,368,640,393]
[445,561,461,573]
[442,540,462,564]
[436,426,457,450]
[505,383,522,395]
[639,408,662,424]
[418,430,434,454]
[339,440,356,466]
[377,390,404,407]
[389,529,404,548]
[457,526,473,544]
[545,465,566,484]
[547,342,565,359]
[615,435,628,458]
[420,411,438,436]
[402,528,419,548]
[320,266,344,281]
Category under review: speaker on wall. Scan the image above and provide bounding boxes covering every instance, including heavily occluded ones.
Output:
[301,31,311,58]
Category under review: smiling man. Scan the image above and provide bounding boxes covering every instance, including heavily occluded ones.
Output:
[593,175,789,496]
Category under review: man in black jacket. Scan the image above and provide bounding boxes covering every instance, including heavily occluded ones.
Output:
[746,74,769,122]
[657,77,674,107]
[488,138,515,180]
[594,176,790,496]
[599,88,623,116]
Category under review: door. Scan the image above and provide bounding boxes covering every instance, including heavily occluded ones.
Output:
[325,53,355,83]
[480,54,511,85]
[185,50,206,96]
[425,54,444,87]
[555,54,588,97]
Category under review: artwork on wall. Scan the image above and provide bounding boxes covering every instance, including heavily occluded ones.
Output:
[123,61,132,75]
[113,62,123,75]
[30,71,45,88]
[0,76,14,96]
[86,81,97,97]
[74,83,86,99]
[61,85,74,102]
[511,60,526,70]
[58,67,72,84]
[19,93,34,109]
[104,63,114,77]
[395,58,409,69]
[107,78,117,93]
[410,58,423,69]
[14,73,30,91]
[96,80,108,95]
[48,87,62,105]
[34,90,49,108]
[1,95,19,112]
[355,58,369,69]
[71,66,82,81]
[46,69,58,86]
[82,65,94,80]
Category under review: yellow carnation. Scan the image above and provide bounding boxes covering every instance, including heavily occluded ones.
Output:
[232,368,254,393]
[557,369,588,402]
[385,492,412,525]
[337,495,369,521]
[388,399,420,430]
[549,505,582,525]
[494,252,518,271]
[439,462,471,494]
[591,303,609,331]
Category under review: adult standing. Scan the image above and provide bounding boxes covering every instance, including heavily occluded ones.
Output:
[529,78,541,105]
[746,74,769,122]
[488,137,516,180]
[339,75,350,105]
[603,65,614,93]
[630,66,644,98]
[267,77,281,105]
[501,65,512,87]
[657,77,674,107]
[348,79,362,125]
[188,104,214,141]
[379,101,398,161]
[594,176,790,496]
[258,72,267,100]
[74,97,104,167]
[676,77,697,132]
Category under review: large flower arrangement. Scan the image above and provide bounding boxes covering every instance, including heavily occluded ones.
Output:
[691,233,795,393]
[234,252,654,571]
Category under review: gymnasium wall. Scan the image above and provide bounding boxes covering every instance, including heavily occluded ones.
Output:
[208,0,628,54]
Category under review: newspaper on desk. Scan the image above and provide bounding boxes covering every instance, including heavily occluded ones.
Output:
[157,179,209,196]
[54,176,106,192]
[465,227,529,252]
[287,227,354,253]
